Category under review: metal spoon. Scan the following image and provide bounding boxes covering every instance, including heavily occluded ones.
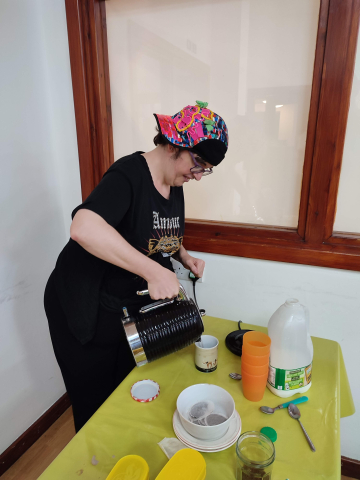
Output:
[260,396,308,414]
[288,403,316,452]
[229,372,242,380]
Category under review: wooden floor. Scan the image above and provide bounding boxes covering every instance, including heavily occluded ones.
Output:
[1,407,357,479]
[2,408,75,480]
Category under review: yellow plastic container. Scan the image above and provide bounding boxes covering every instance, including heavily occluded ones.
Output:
[155,449,206,480]
[106,454,149,480]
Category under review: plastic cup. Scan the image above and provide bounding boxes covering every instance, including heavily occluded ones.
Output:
[242,342,270,358]
[241,370,268,402]
[241,360,269,376]
[241,351,270,366]
[242,331,271,356]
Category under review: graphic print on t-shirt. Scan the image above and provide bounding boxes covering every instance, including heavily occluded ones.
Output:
[141,211,183,257]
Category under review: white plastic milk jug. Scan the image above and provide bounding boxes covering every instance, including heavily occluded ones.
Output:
[267,298,313,398]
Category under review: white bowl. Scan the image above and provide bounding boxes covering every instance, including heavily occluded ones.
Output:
[176,384,235,440]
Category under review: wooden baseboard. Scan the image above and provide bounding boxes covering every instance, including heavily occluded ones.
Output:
[342,456,360,479]
[0,393,71,476]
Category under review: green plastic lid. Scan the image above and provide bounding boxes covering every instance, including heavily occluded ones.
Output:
[260,427,277,443]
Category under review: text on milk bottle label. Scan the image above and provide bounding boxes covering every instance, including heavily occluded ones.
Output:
[267,363,312,391]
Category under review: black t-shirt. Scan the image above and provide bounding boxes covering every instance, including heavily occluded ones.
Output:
[53,152,185,344]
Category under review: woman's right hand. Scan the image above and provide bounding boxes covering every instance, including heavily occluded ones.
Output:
[147,267,180,300]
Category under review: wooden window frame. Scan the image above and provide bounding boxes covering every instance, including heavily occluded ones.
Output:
[65,0,360,271]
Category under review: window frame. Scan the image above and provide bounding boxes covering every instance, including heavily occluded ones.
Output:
[65,0,360,271]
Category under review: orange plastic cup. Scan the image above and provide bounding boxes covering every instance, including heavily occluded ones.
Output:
[241,360,269,376]
[241,351,270,366]
[241,370,268,402]
[242,331,271,356]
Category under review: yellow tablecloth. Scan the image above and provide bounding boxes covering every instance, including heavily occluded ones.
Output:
[39,316,354,480]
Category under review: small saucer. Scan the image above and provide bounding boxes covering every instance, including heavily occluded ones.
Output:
[173,410,241,452]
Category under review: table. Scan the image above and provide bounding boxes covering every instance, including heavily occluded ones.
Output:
[39,316,355,480]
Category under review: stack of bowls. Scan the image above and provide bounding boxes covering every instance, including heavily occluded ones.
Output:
[241,331,271,402]
[176,384,235,441]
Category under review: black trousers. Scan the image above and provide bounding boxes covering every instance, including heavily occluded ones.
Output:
[44,272,136,432]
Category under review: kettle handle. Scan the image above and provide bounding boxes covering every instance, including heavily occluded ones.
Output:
[137,284,189,301]
[136,284,190,314]
[138,297,175,314]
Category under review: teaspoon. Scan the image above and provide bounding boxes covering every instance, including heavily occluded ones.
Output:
[260,396,308,414]
[288,403,316,452]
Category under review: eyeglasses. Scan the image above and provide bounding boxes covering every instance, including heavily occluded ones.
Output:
[189,152,213,176]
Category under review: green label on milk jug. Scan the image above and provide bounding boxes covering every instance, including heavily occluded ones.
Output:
[267,363,312,391]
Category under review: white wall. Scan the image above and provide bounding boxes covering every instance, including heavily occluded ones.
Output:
[0,0,81,454]
[180,252,360,460]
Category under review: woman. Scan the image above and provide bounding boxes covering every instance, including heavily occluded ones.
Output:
[44,101,229,431]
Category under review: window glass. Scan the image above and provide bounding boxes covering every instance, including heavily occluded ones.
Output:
[106,0,320,226]
[333,32,360,234]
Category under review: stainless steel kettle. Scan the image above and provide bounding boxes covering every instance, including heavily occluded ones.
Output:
[122,285,205,366]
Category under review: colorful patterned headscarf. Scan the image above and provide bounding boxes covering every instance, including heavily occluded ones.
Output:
[154,101,228,166]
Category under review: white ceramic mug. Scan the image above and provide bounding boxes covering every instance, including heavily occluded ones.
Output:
[195,335,219,372]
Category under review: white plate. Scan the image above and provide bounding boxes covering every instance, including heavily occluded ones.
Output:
[173,410,241,452]
[173,409,241,452]
[174,421,240,452]
[174,428,237,452]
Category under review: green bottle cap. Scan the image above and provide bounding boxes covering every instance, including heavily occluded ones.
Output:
[260,426,277,443]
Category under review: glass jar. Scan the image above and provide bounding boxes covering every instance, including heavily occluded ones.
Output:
[236,431,275,480]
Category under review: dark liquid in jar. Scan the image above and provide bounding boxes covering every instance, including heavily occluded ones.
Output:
[239,466,271,480]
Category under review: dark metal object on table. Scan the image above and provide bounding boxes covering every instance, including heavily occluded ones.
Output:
[225,321,253,357]
[122,285,205,367]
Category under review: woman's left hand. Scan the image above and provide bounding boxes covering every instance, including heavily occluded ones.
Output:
[178,249,205,278]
